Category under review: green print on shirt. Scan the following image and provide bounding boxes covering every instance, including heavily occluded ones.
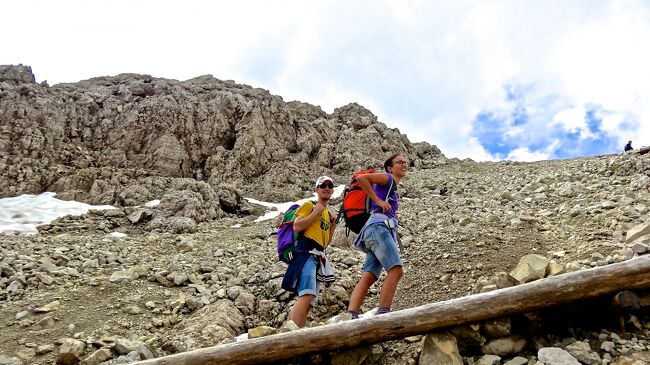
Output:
[320,217,330,231]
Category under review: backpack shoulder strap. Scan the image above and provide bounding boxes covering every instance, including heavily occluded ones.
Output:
[335,188,349,225]
[385,175,397,202]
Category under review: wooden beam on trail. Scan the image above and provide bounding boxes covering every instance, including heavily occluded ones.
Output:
[135,256,650,365]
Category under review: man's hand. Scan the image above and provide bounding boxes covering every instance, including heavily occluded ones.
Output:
[312,203,325,215]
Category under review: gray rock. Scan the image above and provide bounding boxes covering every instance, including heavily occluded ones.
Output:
[626,221,650,245]
[482,318,511,339]
[482,336,526,356]
[80,348,112,365]
[565,340,601,365]
[109,269,139,283]
[510,254,549,283]
[631,242,649,254]
[537,347,580,365]
[112,350,141,364]
[503,357,528,365]
[114,339,140,355]
[57,338,86,365]
[418,332,463,365]
[331,347,372,365]
[601,340,616,352]
[0,355,23,365]
[247,326,278,339]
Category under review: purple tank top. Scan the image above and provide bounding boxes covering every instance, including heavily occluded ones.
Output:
[368,173,399,219]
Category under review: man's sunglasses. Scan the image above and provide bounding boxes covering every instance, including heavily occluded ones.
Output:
[318,182,334,189]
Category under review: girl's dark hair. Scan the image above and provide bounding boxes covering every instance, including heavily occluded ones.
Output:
[384,153,405,172]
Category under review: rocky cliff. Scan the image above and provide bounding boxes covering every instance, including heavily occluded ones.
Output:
[0,65,443,207]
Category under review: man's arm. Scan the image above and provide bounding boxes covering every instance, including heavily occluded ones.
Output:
[293,202,325,233]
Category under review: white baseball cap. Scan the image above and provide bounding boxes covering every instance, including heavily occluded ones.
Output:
[315,175,334,188]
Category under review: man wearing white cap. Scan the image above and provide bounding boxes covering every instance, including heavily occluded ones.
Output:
[282,175,338,327]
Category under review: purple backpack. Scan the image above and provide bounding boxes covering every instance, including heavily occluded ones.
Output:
[277,203,301,264]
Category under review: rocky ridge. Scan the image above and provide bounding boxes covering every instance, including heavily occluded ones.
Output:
[0,64,442,205]
[0,65,649,364]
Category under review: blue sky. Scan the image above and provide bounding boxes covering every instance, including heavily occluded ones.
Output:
[2,1,649,161]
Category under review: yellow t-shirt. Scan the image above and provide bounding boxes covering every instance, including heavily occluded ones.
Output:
[295,201,331,249]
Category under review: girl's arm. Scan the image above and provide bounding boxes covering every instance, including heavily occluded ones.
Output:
[355,173,391,213]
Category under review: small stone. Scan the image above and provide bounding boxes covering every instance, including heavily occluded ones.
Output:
[114,338,140,355]
[0,355,23,365]
[154,274,174,287]
[136,344,156,360]
[631,243,649,254]
[109,269,139,283]
[280,320,300,333]
[124,305,142,315]
[565,340,601,365]
[248,326,278,339]
[37,316,55,328]
[476,354,501,365]
[80,348,112,365]
[36,344,55,355]
[481,336,526,356]
[503,356,528,365]
[325,312,353,324]
[33,300,60,313]
[172,273,188,286]
[57,338,86,365]
[14,348,35,362]
[419,332,463,364]
[537,347,580,365]
[405,335,423,343]
[37,273,55,285]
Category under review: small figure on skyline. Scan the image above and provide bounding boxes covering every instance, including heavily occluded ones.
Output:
[624,140,633,152]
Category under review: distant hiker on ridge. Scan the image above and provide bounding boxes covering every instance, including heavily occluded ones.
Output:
[281,176,337,328]
[346,153,408,319]
[624,140,633,153]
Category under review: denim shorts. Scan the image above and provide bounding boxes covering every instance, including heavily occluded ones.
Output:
[362,223,402,279]
[297,255,320,307]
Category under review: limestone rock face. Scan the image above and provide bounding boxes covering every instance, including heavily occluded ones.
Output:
[0,65,444,204]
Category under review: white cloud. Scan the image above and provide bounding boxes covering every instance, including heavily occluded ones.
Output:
[552,107,586,134]
[506,146,554,162]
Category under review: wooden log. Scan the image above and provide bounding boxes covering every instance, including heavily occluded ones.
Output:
[135,256,650,365]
